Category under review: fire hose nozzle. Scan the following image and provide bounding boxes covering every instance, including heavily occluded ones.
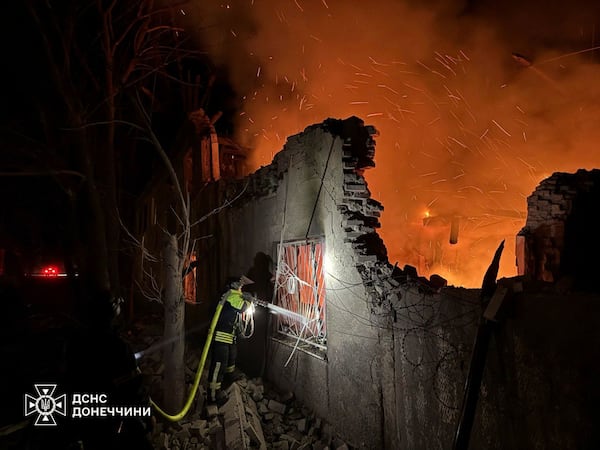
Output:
[251,296,269,308]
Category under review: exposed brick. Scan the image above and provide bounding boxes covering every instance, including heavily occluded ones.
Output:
[343,173,361,183]
[520,169,600,284]
[342,219,363,227]
[344,183,368,192]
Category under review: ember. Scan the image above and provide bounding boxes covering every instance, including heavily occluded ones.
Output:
[186,0,600,286]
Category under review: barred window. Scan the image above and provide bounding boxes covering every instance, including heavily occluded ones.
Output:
[274,239,326,348]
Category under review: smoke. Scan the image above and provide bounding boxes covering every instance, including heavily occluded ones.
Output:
[184,0,600,286]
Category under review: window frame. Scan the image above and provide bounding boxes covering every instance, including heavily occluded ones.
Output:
[272,237,327,351]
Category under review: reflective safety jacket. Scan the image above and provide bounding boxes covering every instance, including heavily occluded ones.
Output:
[214,289,251,345]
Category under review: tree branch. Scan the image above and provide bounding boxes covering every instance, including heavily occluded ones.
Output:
[0,170,86,179]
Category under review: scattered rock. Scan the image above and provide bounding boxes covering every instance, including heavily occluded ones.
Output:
[296,418,307,433]
[280,391,294,403]
[258,402,269,415]
[272,440,289,450]
[268,399,287,415]
[205,404,218,417]
[158,432,169,450]
[190,419,208,438]
[127,316,349,450]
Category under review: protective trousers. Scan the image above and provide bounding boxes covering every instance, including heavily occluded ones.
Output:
[208,341,237,402]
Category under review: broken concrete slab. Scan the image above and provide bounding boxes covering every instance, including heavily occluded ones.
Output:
[157,432,169,450]
[246,423,264,449]
[296,418,307,433]
[244,400,267,449]
[189,419,208,438]
[220,384,249,449]
[272,440,290,450]
[218,382,267,450]
[268,399,287,415]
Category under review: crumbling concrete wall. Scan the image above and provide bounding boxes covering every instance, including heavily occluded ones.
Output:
[473,279,600,449]
[383,274,600,450]
[382,170,600,450]
[197,117,481,448]
[390,284,479,449]
[194,117,389,447]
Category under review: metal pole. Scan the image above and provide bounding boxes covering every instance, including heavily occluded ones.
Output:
[453,240,505,450]
[453,318,493,450]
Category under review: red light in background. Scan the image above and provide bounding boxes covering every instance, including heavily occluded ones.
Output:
[42,266,58,277]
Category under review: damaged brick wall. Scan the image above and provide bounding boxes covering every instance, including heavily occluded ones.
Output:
[192,116,478,449]
[194,117,392,448]
[516,169,600,290]
[192,118,600,449]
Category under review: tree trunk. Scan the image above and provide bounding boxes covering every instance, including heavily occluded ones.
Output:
[75,124,111,292]
[162,232,185,413]
[103,99,121,296]
[101,16,121,297]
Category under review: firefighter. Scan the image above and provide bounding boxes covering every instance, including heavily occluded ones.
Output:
[207,276,254,405]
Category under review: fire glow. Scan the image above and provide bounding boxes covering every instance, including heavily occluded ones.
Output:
[187,0,600,286]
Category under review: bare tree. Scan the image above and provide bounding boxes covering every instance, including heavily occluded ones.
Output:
[20,0,206,293]
[139,108,192,412]
[10,0,213,412]
[122,106,248,411]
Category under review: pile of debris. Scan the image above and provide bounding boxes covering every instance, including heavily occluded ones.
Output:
[152,376,351,450]
[125,321,351,449]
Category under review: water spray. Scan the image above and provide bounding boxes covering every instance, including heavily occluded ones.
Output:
[252,297,308,325]
[133,321,210,361]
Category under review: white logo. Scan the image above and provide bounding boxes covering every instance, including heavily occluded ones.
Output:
[24,384,67,426]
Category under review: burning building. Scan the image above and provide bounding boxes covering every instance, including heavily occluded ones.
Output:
[184,116,600,449]
[184,0,600,289]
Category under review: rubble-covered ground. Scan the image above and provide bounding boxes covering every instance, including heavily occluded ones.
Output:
[124,315,351,450]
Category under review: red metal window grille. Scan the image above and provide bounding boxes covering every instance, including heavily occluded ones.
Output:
[275,239,326,344]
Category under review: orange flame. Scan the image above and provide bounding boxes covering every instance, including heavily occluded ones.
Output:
[186,0,600,286]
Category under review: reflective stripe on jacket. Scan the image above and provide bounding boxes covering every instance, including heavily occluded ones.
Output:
[214,330,235,344]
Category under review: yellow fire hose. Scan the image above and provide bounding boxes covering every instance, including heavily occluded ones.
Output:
[150,300,224,421]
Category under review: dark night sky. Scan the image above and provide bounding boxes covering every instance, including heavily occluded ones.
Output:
[0,2,223,263]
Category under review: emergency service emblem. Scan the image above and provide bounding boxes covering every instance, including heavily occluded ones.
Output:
[24,384,67,426]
